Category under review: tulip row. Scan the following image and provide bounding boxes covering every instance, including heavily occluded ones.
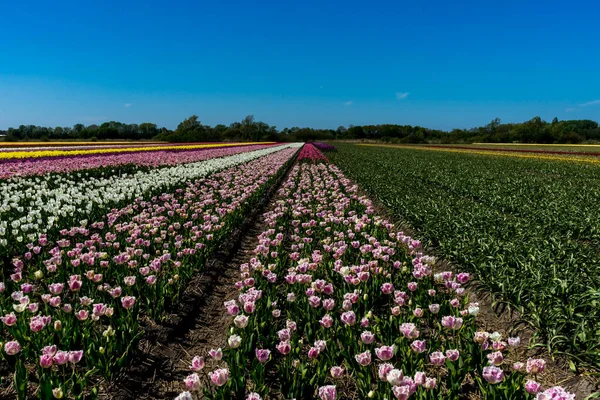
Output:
[0,141,162,148]
[0,142,274,161]
[0,143,275,180]
[0,144,300,399]
[0,143,165,152]
[177,155,575,399]
[297,143,328,162]
[312,142,336,152]
[328,143,600,370]
[0,144,291,256]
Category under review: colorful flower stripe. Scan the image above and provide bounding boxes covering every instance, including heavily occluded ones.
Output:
[359,143,600,165]
[177,161,574,399]
[0,144,298,256]
[428,144,600,157]
[312,142,337,152]
[0,145,300,399]
[0,143,274,180]
[0,141,163,148]
[0,143,180,152]
[298,143,328,161]
[0,142,275,160]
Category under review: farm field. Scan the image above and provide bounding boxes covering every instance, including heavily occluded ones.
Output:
[328,143,600,371]
[470,143,600,153]
[0,142,591,399]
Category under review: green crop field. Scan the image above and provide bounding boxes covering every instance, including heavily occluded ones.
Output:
[328,142,600,370]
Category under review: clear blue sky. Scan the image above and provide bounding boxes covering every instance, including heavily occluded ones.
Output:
[1,0,599,131]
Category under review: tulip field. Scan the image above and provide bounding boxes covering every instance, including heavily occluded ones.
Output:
[0,141,591,399]
[328,145,600,366]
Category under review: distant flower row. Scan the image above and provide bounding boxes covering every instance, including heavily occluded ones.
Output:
[0,142,274,161]
[0,143,274,179]
[0,144,296,256]
[312,142,337,152]
[298,143,328,162]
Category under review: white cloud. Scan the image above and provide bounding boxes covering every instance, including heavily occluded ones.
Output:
[124,103,132,108]
[343,100,353,106]
[396,92,409,100]
[578,99,600,107]
[565,107,578,113]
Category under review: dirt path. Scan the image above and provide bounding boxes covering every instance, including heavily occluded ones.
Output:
[100,164,293,400]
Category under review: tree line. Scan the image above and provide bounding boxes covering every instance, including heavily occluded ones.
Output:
[2,115,599,144]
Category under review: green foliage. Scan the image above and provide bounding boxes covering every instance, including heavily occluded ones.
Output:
[329,143,600,370]
[5,122,164,141]
[4,116,599,144]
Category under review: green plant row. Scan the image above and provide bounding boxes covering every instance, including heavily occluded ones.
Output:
[328,143,600,371]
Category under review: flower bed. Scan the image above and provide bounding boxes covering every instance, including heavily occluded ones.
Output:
[312,142,337,152]
[298,144,328,162]
[0,144,295,256]
[177,161,574,399]
[0,145,300,399]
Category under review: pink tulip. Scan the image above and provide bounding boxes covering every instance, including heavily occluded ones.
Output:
[387,369,403,385]
[355,351,372,366]
[319,314,333,328]
[525,380,542,394]
[4,341,21,355]
[234,315,249,328]
[414,371,426,386]
[482,366,504,384]
[378,363,394,381]
[209,368,229,386]
[340,311,356,325]
[330,366,344,378]
[209,348,223,360]
[410,340,427,354]
[535,387,575,400]
[446,349,460,361]
[190,356,205,371]
[361,331,375,344]
[184,373,201,391]
[1,312,17,327]
[318,385,337,400]
[486,351,504,366]
[429,351,446,366]
[381,282,394,294]
[255,348,271,363]
[69,350,83,364]
[53,351,69,365]
[121,296,136,309]
[526,358,546,374]
[40,354,54,368]
[424,377,437,389]
[400,323,420,339]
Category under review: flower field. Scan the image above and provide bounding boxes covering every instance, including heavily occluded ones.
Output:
[0,143,276,179]
[0,144,283,256]
[0,142,273,161]
[328,143,600,372]
[0,142,590,399]
[0,142,300,399]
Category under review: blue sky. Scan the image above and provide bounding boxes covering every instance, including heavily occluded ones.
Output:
[1,0,599,130]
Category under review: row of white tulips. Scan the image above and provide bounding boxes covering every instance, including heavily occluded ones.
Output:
[0,144,301,251]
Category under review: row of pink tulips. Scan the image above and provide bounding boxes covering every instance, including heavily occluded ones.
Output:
[0,147,299,399]
[0,144,274,179]
[177,151,575,399]
[298,143,328,162]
